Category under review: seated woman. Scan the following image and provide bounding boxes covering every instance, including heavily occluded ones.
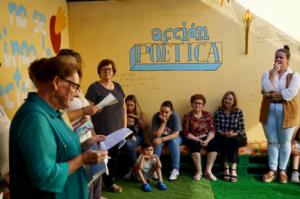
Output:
[213,91,247,182]
[182,94,218,181]
[123,95,148,179]
[152,101,182,181]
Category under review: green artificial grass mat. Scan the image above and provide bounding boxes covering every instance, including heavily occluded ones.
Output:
[102,155,300,198]
[102,174,300,199]
[102,173,215,199]
[211,175,300,199]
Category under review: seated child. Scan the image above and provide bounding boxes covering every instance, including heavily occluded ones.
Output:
[291,128,300,183]
[134,143,167,192]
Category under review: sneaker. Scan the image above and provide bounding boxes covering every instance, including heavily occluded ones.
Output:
[124,168,133,180]
[153,171,158,180]
[142,183,152,192]
[157,181,168,190]
[169,169,179,181]
[291,171,300,183]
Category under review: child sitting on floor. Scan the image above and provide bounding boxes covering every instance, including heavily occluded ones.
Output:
[291,128,300,183]
[134,143,167,192]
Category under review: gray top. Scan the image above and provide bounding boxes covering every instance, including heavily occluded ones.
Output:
[152,112,182,136]
[85,81,125,135]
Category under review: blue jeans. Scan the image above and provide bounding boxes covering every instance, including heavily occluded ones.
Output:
[124,134,144,167]
[263,103,295,171]
[154,136,182,170]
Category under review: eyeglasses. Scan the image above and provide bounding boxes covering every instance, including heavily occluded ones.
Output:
[193,101,203,105]
[101,68,113,72]
[60,76,80,92]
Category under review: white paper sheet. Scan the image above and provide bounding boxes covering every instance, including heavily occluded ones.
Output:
[86,127,131,184]
[99,128,132,150]
[94,93,118,110]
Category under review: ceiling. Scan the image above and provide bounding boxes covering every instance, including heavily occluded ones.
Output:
[66,0,109,2]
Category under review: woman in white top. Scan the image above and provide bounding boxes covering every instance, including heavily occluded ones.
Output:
[260,45,300,183]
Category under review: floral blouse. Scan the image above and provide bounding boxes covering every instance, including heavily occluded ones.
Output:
[183,110,215,138]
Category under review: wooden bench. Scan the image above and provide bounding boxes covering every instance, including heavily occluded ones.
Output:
[160,141,268,176]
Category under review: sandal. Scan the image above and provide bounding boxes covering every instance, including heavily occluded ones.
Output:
[230,169,237,183]
[224,167,230,181]
[262,170,277,183]
[279,170,288,184]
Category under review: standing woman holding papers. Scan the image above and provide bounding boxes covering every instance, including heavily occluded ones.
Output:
[260,45,300,183]
[86,59,126,193]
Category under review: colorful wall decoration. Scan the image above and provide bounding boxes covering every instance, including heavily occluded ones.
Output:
[0,0,69,118]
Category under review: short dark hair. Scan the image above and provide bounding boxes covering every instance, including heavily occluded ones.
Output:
[190,94,206,105]
[57,48,82,65]
[97,59,116,76]
[161,100,173,111]
[28,56,81,84]
[141,142,153,149]
[276,45,291,60]
[57,49,82,78]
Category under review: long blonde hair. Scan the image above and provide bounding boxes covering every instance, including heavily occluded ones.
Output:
[220,91,238,111]
[125,94,142,115]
